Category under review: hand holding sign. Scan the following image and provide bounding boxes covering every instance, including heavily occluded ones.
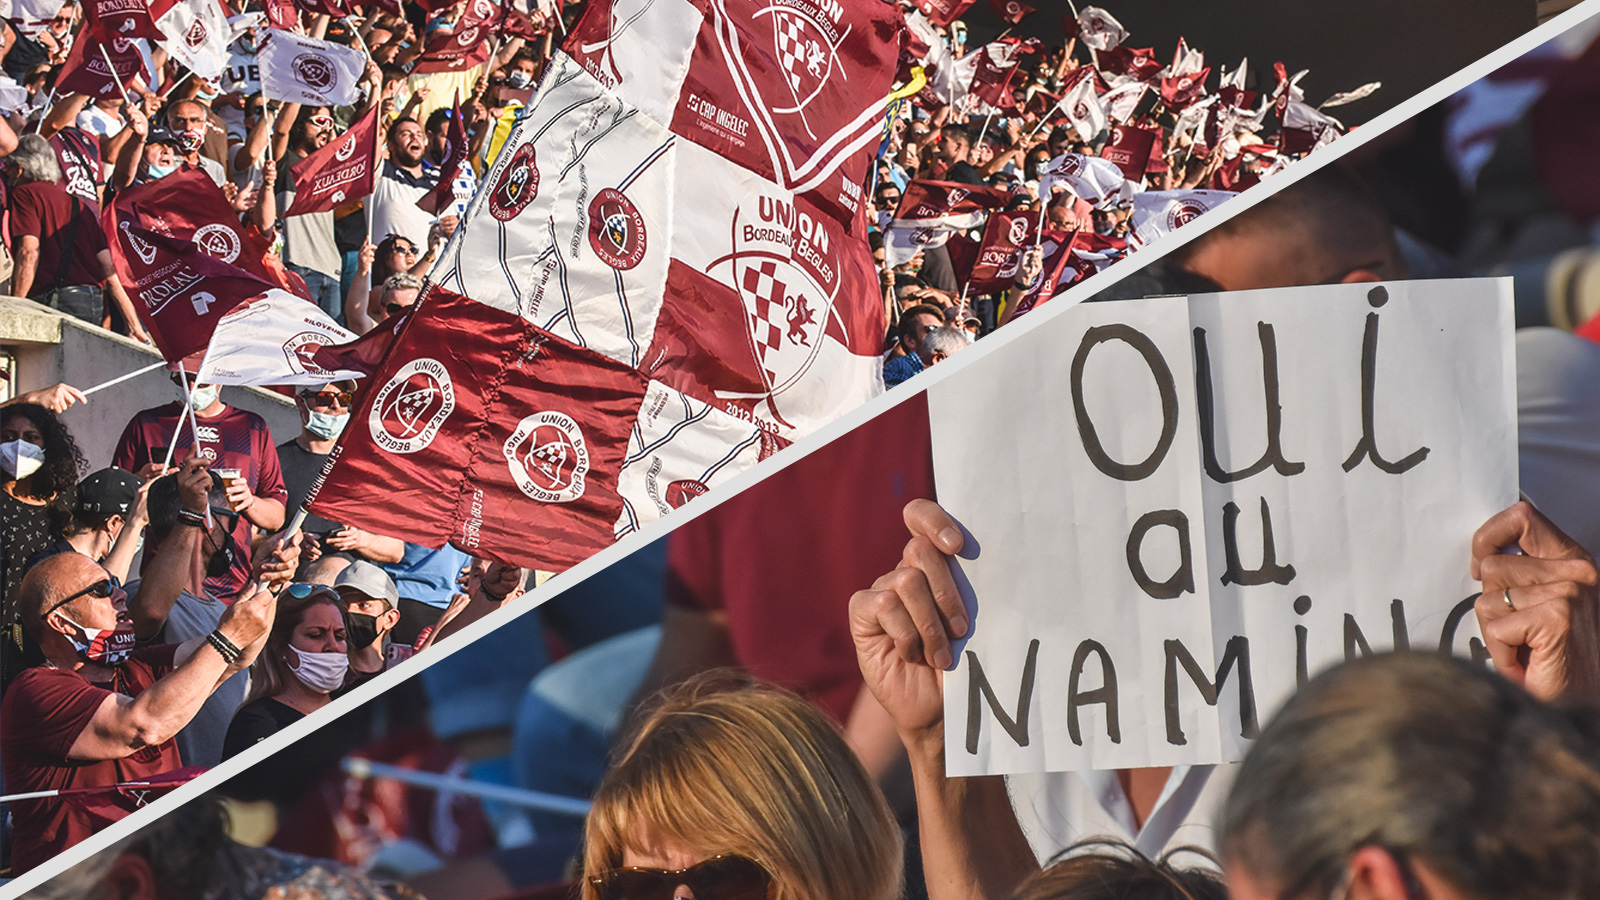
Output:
[850,499,968,754]
[1471,501,1600,703]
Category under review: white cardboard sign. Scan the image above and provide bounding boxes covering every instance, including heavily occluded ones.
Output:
[929,279,1517,775]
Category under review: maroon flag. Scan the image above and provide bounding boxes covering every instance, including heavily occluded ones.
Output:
[989,0,1034,24]
[1024,89,1061,120]
[311,307,411,379]
[1160,66,1211,108]
[292,0,349,17]
[83,0,162,42]
[417,102,468,216]
[962,208,1039,293]
[1097,45,1161,81]
[307,286,651,570]
[1007,228,1075,320]
[285,105,380,217]
[500,4,544,40]
[414,0,498,74]
[264,0,298,29]
[103,223,275,363]
[911,0,975,27]
[967,40,1038,113]
[1101,124,1160,180]
[108,167,282,288]
[56,34,151,99]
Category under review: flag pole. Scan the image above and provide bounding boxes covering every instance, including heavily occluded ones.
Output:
[159,396,192,472]
[31,87,56,134]
[81,360,165,397]
[97,44,136,107]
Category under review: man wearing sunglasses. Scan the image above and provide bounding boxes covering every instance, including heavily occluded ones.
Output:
[882,304,948,388]
[112,356,288,603]
[278,381,403,566]
[0,549,279,874]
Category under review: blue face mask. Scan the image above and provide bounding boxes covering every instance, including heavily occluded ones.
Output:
[197,88,220,101]
[305,410,349,441]
[146,162,178,180]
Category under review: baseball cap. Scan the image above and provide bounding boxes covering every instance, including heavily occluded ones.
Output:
[146,126,183,147]
[76,467,141,517]
[335,559,400,609]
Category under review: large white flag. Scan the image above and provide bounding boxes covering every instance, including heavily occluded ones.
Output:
[1038,153,1126,207]
[1060,73,1106,142]
[156,0,231,81]
[198,289,366,385]
[259,29,365,107]
[1075,7,1126,52]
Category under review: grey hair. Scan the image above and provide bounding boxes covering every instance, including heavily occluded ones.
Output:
[10,134,63,185]
[1220,652,1600,900]
[382,272,423,294]
[921,324,968,360]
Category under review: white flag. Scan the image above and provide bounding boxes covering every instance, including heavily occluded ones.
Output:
[156,0,231,81]
[259,29,366,107]
[1102,80,1147,123]
[1169,37,1204,78]
[1060,73,1106,142]
[1319,81,1382,109]
[198,289,366,386]
[1220,57,1248,91]
[1075,7,1127,52]
[1038,153,1125,207]
[1130,189,1236,247]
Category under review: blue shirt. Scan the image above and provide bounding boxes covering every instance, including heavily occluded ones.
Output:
[382,543,473,609]
[883,352,926,388]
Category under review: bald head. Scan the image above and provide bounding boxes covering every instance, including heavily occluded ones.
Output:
[1174,166,1407,291]
[19,552,108,639]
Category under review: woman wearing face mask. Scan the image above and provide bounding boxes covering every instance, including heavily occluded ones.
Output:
[222,587,351,757]
[0,403,85,688]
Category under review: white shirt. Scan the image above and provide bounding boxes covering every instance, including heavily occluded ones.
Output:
[76,105,123,138]
[1006,764,1236,862]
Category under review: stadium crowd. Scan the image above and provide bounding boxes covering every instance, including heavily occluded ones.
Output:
[3,0,1600,899]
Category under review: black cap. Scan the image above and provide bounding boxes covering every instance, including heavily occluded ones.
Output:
[146,126,182,146]
[77,467,141,517]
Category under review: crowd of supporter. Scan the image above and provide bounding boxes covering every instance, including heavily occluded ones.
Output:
[3,0,1600,897]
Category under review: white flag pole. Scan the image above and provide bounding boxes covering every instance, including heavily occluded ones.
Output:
[159,395,192,472]
[81,361,165,397]
[97,44,136,107]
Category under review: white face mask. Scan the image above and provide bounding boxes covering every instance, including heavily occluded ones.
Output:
[0,439,45,481]
[304,410,349,441]
[289,648,349,693]
[184,384,221,412]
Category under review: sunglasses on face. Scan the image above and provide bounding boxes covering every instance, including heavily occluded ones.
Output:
[392,244,419,256]
[383,302,410,316]
[589,856,771,900]
[45,577,117,618]
[310,115,334,127]
[301,390,354,409]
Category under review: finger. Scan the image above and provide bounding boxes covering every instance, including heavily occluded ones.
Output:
[858,587,927,664]
[876,565,952,668]
[1476,580,1577,655]
[904,534,968,637]
[1473,502,1589,578]
[1479,554,1598,593]
[904,498,962,555]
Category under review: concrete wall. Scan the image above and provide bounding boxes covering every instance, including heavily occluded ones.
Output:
[0,296,300,470]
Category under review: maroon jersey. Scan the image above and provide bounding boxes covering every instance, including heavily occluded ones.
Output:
[112,402,288,601]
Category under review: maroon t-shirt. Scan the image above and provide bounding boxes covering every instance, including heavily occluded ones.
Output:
[8,180,109,295]
[0,644,182,874]
[50,126,103,211]
[665,397,936,724]
[112,403,289,601]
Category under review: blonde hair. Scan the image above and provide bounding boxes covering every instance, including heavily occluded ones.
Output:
[242,590,343,705]
[583,674,903,900]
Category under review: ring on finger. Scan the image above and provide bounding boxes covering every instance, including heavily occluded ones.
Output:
[1504,587,1517,612]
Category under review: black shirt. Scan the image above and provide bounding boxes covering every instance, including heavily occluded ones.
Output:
[1,491,57,689]
[276,439,340,536]
[945,161,986,186]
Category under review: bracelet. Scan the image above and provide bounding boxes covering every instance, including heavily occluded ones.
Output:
[205,630,242,664]
[176,508,206,528]
[480,586,509,604]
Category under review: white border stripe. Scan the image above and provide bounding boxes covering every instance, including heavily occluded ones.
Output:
[6,3,1599,892]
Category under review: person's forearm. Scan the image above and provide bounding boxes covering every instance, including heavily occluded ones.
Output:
[101,517,146,585]
[77,639,232,757]
[132,520,203,639]
[39,92,89,139]
[13,246,39,297]
[270,102,301,160]
[345,275,376,334]
[111,133,144,190]
[362,533,405,564]
[909,740,1039,900]
[429,586,504,644]
[244,496,286,530]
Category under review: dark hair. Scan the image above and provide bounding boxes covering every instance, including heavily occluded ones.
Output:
[1013,841,1227,900]
[3,403,83,537]
[372,234,418,287]
[940,123,972,146]
[287,105,328,152]
[1221,652,1600,900]
[897,303,946,341]
[144,473,183,546]
[424,106,453,135]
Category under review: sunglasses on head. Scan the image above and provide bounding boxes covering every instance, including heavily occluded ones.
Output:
[590,856,770,900]
[45,577,117,618]
[285,582,333,599]
[301,389,354,409]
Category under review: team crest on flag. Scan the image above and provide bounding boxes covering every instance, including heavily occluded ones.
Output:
[664,479,708,508]
[283,332,336,376]
[192,224,242,263]
[184,18,207,48]
[588,189,647,269]
[489,143,540,221]
[505,411,590,503]
[758,1,848,139]
[293,54,336,91]
[370,358,455,454]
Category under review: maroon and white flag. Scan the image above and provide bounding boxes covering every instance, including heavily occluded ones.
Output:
[1058,71,1106,141]
[82,0,161,43]
[56,33,152,99]
[1098,45,1161,81]
[413,0,497,73]
[885,179,1013,265]
[1281,99,1343,155]
[989,0,1033,25]
[107,167,284,289]
[263,0,298,29]
[1006,228,1075,320]
[1074,6,1126,52]
[1102,123,1161,180]
[1160,65,1210,109]
[285,105,379,217]
[103,224,277,363]
[910,0,974,27]
[312,0,905,570]
[961,208,1038,293]
[151,0,230,81]
[1129,189,1236,247]
[259,29,366,106]
[417,100,468,215]
[1037,152,1125,206]
[198,289,364,386]
[1102,80,1148,122]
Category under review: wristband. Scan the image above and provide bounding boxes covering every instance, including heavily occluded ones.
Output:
[480,586,509,604]
[176,508,206,528]
[205,630,242,664]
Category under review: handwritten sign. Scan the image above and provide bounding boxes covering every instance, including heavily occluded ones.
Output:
[929,279,1516,774]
